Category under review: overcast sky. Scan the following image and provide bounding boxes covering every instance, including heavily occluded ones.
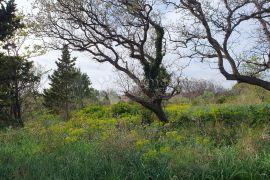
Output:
[16,0,236,91]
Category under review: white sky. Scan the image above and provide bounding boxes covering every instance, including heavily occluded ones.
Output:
[16,0,236,91]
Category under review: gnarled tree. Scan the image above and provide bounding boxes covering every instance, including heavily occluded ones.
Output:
[165,0,270,90]
[34,0,182,123]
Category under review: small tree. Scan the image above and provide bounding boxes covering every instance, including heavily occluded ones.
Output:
[43,45,77,120]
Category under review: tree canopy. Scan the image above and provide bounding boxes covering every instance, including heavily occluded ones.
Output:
[0,0,23,41]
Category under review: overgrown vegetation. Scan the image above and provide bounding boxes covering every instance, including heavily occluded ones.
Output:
[0,1,270,179]
[1,103,270,179]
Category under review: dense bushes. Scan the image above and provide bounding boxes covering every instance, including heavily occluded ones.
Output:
[76,103,270,127]
[80,105,111,119]
[111,102,140,117]
[166,104,270,146]
[169,104,270,127]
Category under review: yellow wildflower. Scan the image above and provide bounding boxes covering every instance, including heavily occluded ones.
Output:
[195,137,210,145]
[135,139,149,150]
[166,131,183,141]
[68,128,85,137]
[142,149,158,160]
[65,136,77,143]
[160,146,171,154]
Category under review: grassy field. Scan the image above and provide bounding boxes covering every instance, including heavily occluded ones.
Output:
[1,103,270,179]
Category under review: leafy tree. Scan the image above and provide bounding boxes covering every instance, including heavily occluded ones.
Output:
[0,54,40,127]
[0,0,23,41]
[0,0,40,128]
[1,15,46,58]
[73,68,98,108]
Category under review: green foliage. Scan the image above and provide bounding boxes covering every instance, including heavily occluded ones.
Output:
[78,105,111,119]
[168,104,270,146]
[0,0,23,41]
[0,54,40,127]
[43,45,96,120]
[216,96,226,104]
[140,108,156,124]
[172,104,270,127]
[43,45,77,117]
[227,83,270,104]
[111,102,140,117]
[72,68,98,108]
[111,102,156,124]
[1,103,270,179]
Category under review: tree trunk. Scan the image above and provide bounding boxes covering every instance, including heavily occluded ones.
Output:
[151,103,168,123]
[64,101,69,121]
[14,102,23,127]
[80,94,84,109]
[64,83,70,120]
[125,93,169,123]
[14,74,24,127]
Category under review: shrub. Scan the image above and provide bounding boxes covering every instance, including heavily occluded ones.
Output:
[79,105,111,119]
[171,104,270,128]
[111,102,140,117]
[141,109,156,125]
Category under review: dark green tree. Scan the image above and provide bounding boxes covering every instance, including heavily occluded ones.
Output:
[0,0,23,41]
[0,54,40,127]
[43,45,77,120]
[44,46,97,119]
[0,0,36,128]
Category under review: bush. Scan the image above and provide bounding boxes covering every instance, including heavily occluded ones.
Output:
[79,105,111,119]
[141,109,155,125]
[111,102,140,117]
[171,104,270,127]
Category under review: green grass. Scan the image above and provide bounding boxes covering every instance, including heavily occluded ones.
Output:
[1,103,270,179]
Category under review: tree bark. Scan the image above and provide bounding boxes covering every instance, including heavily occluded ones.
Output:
[125,93,169,123]
[150,103,168,123]
[64,101,69,121]
[14,72,23,127]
